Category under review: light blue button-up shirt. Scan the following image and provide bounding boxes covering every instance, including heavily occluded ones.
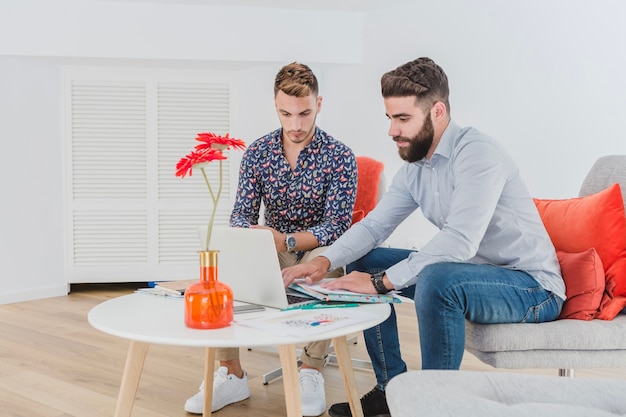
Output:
[322,120,565,300]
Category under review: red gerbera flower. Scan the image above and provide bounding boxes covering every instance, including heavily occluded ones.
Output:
[175,132,246,250]
[195,132,246,152]
[175,148,227,178]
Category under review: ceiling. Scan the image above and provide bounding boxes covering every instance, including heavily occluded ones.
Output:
[98,0,412,11]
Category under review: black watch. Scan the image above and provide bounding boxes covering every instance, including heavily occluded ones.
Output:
[370,271,391,294]
[285,234,297,252]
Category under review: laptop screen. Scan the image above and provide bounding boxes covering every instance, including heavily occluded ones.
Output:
[210,227,317,309]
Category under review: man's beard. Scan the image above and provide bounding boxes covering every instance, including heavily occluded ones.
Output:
[283,115,317,145]
[394,114,434,163]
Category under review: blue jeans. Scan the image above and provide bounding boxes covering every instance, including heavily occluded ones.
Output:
[347,247,563,390]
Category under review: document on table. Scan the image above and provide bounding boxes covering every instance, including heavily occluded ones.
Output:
[135,280,195,298]
[236,307,380,337]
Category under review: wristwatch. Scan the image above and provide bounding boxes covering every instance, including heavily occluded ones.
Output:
[370,271,391,294]
[285,234,297,252]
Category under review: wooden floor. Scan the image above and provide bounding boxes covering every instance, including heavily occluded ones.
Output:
[2,283,625,417]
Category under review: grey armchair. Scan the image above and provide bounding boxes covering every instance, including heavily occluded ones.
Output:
[465,155,626,377]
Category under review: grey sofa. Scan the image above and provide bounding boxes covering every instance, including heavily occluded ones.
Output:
[387,371,626,416]
[465,155,626,376]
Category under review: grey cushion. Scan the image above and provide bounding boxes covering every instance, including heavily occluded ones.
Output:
[580,155,626,211]
[465,315,626,368]
[387,371,626,417]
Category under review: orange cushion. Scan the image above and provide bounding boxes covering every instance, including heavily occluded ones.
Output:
[534,183,626,320]
[595,258,626,319]
[354,156,384,216]
[557,249,605,320]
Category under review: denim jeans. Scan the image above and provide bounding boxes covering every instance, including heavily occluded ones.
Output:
[347,247,563,391]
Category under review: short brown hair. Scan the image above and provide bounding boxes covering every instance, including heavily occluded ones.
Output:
[381,57,450,114]
[274,62,319,97]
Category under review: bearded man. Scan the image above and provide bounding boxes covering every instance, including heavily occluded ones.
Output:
[282,57,565,417]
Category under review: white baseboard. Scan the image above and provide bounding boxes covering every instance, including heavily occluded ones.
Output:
[0,284,69,305]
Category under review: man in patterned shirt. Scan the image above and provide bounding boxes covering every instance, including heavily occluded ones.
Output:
[184,62,358,416]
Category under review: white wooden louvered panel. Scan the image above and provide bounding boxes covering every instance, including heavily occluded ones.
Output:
[71,81,147,199]
[73,210,148,266]
[156,81,233,266]
[65,69,234,283]
[158,210,230,265]
[157,82,231,200]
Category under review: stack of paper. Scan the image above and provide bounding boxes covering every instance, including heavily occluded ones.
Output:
[289,278,401,304]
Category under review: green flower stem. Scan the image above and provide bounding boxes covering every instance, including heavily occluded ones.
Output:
[200,161,223,251]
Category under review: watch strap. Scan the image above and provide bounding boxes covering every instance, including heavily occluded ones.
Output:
[370,271,391,294]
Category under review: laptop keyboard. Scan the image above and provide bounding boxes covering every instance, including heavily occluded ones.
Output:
[287,293,314,305]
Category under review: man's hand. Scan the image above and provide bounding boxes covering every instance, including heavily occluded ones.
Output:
[282,256,330,287]
[320,271,377,294]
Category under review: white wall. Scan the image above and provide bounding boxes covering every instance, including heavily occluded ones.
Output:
[0,57,66,303]
[2,0,626,303]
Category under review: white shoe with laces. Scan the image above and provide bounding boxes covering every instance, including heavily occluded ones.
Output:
[184,366,250,414]
[299,368,326,417]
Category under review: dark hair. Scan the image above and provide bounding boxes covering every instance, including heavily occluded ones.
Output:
[381,57,450,114]
[274,62,319,97]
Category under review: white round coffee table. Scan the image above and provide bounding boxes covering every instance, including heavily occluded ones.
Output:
[88,293,391,417]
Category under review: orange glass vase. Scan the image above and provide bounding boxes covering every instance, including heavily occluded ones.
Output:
[184,250,234,329]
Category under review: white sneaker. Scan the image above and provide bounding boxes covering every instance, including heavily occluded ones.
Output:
[299,368,326,417]
[184,366,250,414]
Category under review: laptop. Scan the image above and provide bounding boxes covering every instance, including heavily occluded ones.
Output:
[210,227,319,309]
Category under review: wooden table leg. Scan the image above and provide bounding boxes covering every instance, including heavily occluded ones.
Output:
[203,347,216,417]
[114,341,150,417]
[278,344,301,417]
[332,335,364,417]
